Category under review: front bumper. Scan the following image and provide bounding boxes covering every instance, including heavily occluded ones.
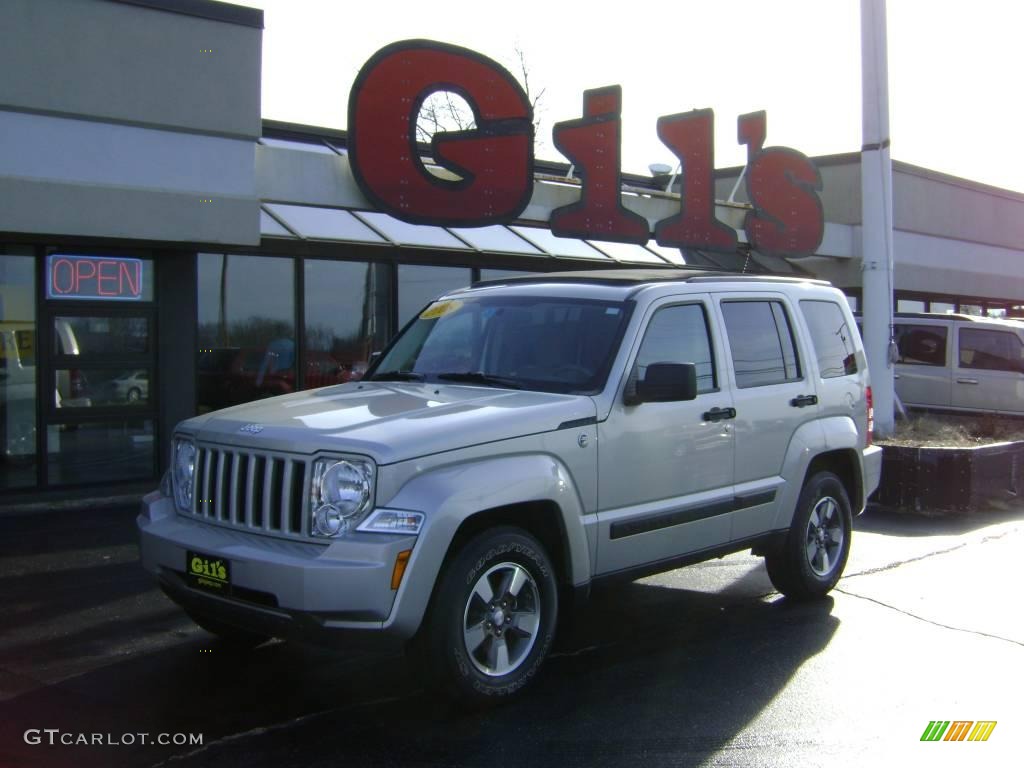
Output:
[137,491,419,643]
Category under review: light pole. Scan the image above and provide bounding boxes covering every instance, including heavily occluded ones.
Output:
[860,0,896,437]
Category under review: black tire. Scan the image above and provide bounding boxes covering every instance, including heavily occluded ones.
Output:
[765,470,852,600]
[186,609,270,649]
[412,526,558,704]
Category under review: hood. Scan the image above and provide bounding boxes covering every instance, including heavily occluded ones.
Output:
[182,382,596,465]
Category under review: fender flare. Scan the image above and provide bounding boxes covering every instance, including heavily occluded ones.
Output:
[380,453,590,637]
[773,416,860,531]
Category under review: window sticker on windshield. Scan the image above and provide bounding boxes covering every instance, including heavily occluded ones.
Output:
[420,300,463,320]
[605,308,621,315]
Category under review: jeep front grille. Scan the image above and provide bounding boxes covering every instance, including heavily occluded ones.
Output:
[186,446,311,539]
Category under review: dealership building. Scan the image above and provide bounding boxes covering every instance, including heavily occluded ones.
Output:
[2,0,1023,504]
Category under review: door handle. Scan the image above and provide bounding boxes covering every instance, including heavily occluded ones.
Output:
[703,407,736,422]
[893,373,900,379]
[790,394,818,408]
[956,378,979,385]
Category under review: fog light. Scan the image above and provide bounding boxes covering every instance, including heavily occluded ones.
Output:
[313,504,346,537]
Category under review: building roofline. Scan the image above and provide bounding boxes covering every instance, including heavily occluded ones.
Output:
[111,0,263,29]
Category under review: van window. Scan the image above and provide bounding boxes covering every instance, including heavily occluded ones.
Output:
[721,300,801,388]
[959,328,1024,373]
[636,304,716,393]
[800,300,858,378]
[894,324,947,366]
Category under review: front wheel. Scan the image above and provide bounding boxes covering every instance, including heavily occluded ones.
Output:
[412,527,558,704]
[765,470,852,600]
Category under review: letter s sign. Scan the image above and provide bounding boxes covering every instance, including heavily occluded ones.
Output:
[738,111,824,258]
[348,40,534,226]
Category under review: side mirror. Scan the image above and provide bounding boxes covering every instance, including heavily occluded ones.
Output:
[635,362,698,403]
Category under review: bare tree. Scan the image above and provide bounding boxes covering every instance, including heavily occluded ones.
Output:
[414,47,545,153]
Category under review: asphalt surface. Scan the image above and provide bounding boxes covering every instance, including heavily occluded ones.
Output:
[0,503,1021,768]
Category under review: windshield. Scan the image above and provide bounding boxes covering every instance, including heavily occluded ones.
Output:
[369,294,632,394]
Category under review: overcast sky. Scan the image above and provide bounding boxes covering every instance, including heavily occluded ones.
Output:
[230,0,1024,193]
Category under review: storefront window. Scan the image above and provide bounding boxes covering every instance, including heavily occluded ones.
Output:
[46,420,154,485]
[0,251,37,489]
[930,302,955,314]
[398,265,472,328]
[480,269,534,282]
[197,254,295,412]
[303,260,390,389]
[897,299,926,313]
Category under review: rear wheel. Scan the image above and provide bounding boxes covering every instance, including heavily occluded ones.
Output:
[765,470,852,600]
[412,527,558,703]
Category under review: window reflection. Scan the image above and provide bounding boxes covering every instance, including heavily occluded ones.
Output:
[304,260,390,389]
[197,254,295,412]
[54,368,150,406]
[0,252,37,488]
[46,420,154,486]
[398,265,471,328]
[55,317,149,355]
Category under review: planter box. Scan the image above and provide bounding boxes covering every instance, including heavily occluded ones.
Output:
[872,441,1024,512]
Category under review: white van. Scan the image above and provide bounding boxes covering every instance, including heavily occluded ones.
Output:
[891,312,1024,415]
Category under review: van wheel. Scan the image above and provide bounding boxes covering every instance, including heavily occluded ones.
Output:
[412,527,558,704]
[186,609,270,649]
[765,471,852,600]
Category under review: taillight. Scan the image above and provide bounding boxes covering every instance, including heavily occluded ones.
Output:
[865,386,874,446]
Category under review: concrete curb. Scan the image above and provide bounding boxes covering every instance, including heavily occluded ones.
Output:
[0,492,147,516]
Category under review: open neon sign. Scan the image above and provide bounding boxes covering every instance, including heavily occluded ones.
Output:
[349,40,824,257]
[47,254,144,301]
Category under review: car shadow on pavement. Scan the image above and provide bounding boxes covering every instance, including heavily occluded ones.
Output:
[856,502,1024,537]
[1,576,833,768]
[0,505,838,768]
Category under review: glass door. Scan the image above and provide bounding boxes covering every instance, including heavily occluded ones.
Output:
[41,252,158,487]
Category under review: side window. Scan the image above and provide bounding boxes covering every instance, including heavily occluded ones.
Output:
[800,300,858,378]
[894,324,947,366]
[636,304,716,393]
[721,300,802,388]
[959,328,1024,372]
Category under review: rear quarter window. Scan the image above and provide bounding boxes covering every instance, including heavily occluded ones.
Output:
[800,300,858,378]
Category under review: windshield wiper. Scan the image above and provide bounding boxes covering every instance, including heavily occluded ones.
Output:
[370,370,425,382]
[435,372,522,389]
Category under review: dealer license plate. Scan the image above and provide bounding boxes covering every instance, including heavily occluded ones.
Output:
[185,550,232,596]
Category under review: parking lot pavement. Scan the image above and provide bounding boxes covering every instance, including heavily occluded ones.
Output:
[0,503,1021,768]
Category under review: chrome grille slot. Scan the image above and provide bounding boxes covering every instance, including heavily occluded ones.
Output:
[185,445,310,540]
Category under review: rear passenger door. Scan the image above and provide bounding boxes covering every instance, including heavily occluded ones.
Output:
[715,295,815,540]
[953,326,1024,414]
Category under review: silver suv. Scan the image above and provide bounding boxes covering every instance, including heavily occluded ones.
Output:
[138,270,881,702]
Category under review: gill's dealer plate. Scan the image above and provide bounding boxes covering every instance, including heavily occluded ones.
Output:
[186,550,232,595]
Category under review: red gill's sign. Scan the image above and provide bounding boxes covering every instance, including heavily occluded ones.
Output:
[348,40,824,258]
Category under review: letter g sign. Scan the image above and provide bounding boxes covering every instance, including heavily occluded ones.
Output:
[348,40,535,227]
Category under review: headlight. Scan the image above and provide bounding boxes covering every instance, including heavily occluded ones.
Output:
[172,438,197,511]
[357,509,424,535]
[158,470,172,498]
[310,458,375,537]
